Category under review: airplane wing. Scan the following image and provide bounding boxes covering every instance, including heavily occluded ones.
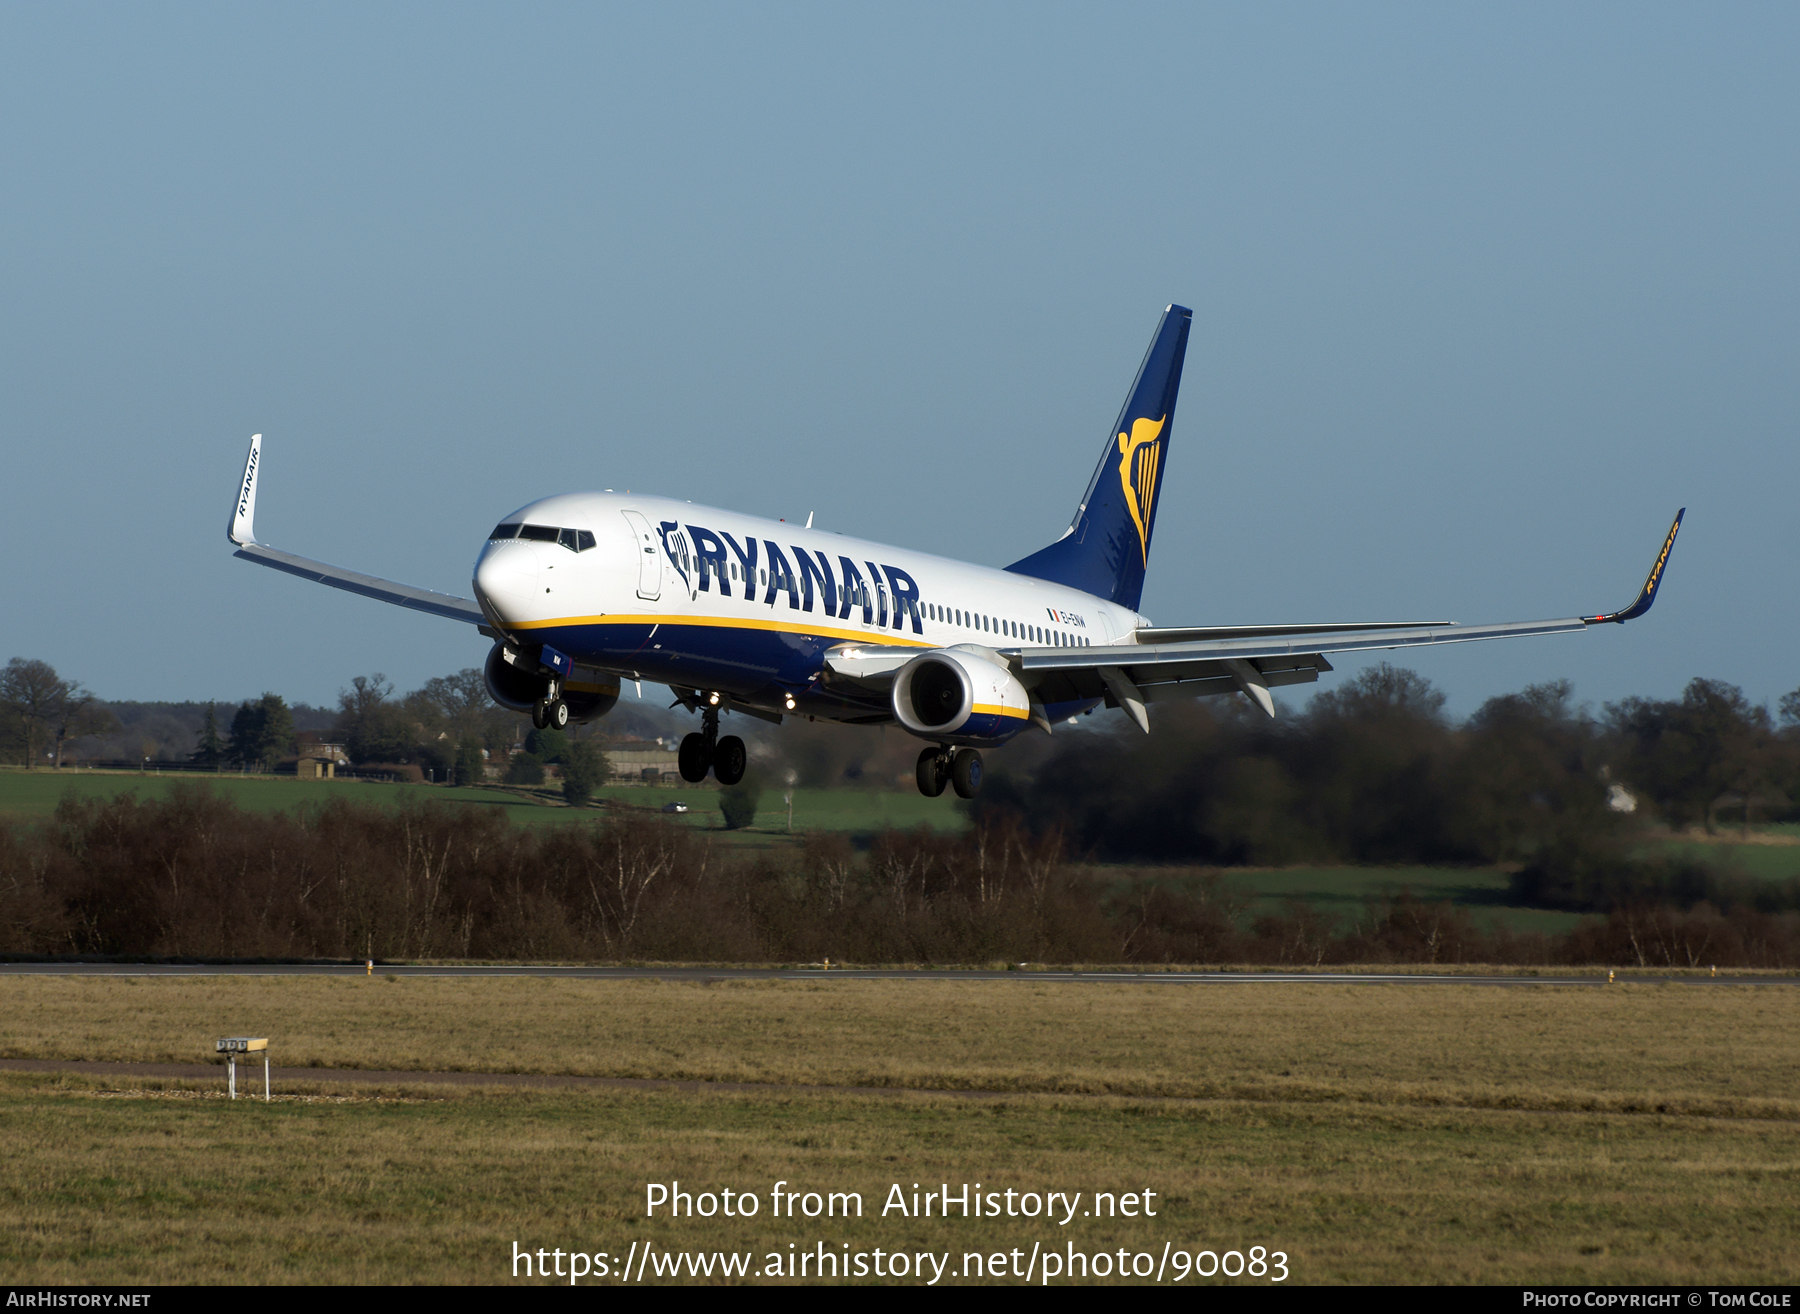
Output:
[1023,508,1684,726]
[225,434,488,628]
[823,509,1684,728]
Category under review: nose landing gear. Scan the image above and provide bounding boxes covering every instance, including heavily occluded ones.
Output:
[916,747,982,799]
[679,701,747,785]
[532,681,570,731]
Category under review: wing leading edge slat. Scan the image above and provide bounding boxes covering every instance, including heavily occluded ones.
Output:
[233,543,485,627]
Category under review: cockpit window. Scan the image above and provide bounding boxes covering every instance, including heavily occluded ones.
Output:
[494,522,596,552]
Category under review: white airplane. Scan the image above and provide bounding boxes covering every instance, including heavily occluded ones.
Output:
[226,305,1682,799]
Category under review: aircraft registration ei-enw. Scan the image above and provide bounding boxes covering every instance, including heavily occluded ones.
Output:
[225,305,1683,799]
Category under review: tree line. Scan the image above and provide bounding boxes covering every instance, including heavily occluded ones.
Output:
[0,786,1794,967]
[976,665,1800,912]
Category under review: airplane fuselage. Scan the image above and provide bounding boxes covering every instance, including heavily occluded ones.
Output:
[472,492,1139,743]
[225,303,1678,798]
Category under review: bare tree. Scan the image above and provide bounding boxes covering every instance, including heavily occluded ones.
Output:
[51,684,116,768]
[1,659,68,769]
[412,669,493,743]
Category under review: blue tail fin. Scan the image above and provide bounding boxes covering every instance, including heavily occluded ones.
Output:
[1005,304,1191,611]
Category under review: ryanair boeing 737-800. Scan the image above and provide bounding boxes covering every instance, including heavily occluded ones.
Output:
[225,305,1682,798]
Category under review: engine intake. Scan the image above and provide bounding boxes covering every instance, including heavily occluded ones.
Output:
[894,656,971,731]
[484,643,549,712]
[891,648,1031,740]
[485,643,619,723]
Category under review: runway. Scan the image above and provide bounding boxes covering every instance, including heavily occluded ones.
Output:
[0,963,1792,985]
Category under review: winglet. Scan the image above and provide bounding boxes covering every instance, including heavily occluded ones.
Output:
[1586,508,1683,625]
[228,434,262,546]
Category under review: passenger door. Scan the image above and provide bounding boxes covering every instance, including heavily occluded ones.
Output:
[620,509,660,601]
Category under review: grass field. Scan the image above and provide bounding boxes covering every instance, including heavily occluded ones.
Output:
[0,768,966,840]
[0,976,1794,1284]
[1102,865,1592,936]
[1657,838,1800,882]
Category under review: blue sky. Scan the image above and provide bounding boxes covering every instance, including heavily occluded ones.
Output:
[2,3,1794,718]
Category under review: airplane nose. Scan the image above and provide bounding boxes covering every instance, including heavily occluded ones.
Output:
[474,541,540,615]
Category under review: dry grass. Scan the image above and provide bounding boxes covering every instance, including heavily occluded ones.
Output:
[3,976,1796,1117]
[1,978,1796,1284]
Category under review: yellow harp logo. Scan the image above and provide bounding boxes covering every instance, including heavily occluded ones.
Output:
[1117,414,1166,565]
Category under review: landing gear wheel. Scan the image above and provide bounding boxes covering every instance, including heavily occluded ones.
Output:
[916,747,948,798]
[713,735,747,786]
[678,732,711,783]
[544,698,570,731]
[530,701,548,730]
[950,748,983,799]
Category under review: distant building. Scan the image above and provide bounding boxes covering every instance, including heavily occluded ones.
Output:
[604,741,680,783]
[296,742,349,780]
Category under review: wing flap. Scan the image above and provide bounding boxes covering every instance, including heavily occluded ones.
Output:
[1132,620,1450,644]
[1023,616,1588,680]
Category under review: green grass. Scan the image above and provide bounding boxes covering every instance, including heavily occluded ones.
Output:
[1221,866,1589,935]
[1655,839,1800,881]
[0,769,970,841]
[1085,864,1589,936]
[0,769,572,826]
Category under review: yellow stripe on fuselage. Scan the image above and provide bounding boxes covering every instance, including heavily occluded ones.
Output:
[508,611,937,649]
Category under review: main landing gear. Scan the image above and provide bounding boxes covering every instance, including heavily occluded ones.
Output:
[917,746,982,799]
[532,681,570,731]
[680,703,746,786]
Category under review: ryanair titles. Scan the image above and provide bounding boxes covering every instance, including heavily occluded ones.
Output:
[661,520,925,635]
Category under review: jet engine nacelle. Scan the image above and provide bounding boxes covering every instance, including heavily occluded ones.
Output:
[484,642,550,712]
[483,643,619,723]
[890,648,1032,743]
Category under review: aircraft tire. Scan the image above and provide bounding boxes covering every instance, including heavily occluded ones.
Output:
[530,702,548,730]
[546,699,570,731]
[713,735,747,786]
[915,748,947,798]
[678,732,711,783]
[950,749,982,799]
